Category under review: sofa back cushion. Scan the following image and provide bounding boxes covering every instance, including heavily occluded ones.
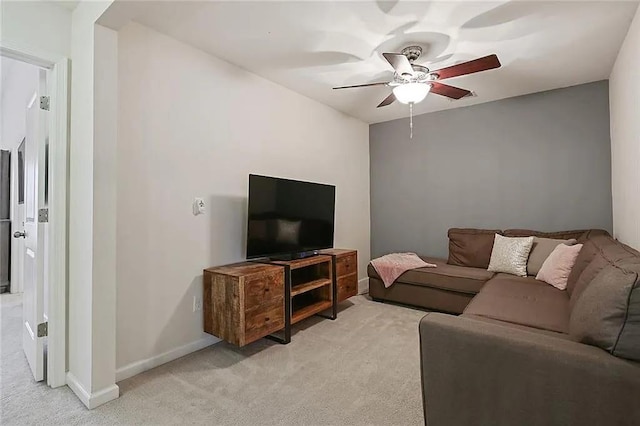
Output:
[566,238,599,296]
[569,235,639,308]
[569,260,640,362]
[575,229,612,242]
[447,228,502,269]
[527,237,577,276]
[503,229,590,240]
[566,230,616,296]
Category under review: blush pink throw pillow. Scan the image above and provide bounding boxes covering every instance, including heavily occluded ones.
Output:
[535,243,583,290]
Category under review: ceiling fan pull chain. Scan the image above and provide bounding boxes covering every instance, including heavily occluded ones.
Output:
[409,102,414,139]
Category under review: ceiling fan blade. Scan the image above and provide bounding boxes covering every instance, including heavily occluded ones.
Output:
[431,54,501,80]
[377,92,396,108]
[430,82,472,100]
[333,82,388,89]
[382,53,414,77]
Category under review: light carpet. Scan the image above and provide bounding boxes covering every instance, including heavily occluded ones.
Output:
[1,294,426,425]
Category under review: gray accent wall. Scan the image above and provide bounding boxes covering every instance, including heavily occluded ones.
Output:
[369,81,613,259]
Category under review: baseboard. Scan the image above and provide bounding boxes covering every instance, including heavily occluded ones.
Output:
[66,372,120,409]
[116,335,220,382]
[358,277,369,295]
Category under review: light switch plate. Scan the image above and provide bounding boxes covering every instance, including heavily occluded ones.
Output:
[193,198,205,215]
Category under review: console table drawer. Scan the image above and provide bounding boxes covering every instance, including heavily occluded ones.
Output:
[204,262,285,347]
[245,297,284,344]
[337,274,358,302]
[336,254,357,277]
[245,274,284,309]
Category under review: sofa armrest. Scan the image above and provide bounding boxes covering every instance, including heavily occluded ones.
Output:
[419,313,640,426]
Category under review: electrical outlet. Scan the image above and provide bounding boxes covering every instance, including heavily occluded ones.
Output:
[193,296,203,312]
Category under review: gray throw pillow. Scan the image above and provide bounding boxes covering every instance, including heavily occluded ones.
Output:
[487,234,534,277]
[569,263,640,361]
[527,237,577,276]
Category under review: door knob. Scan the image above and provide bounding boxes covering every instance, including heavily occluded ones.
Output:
[13,231,26,239]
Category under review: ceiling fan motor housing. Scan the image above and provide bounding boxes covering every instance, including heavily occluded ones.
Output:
[393,64,435,85]
[401,45,423,63]
[396,46,437,82]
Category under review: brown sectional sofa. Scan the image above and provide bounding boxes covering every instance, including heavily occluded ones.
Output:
[368,228,592,313]
[368,228,640,425]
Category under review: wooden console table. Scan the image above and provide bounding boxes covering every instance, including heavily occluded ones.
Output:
[203,249,357,346]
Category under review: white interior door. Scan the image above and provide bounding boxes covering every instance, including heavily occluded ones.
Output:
[11,140,25,295]
[18,69,48,382]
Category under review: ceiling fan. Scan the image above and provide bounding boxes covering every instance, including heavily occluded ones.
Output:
[333,46,501,108]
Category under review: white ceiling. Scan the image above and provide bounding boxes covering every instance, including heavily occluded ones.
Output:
[103,1,638,123]
[46,0,80,11]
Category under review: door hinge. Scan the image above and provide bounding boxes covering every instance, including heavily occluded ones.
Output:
[37,322,48,337]
[40,96,50,111]
[38,208,48,223]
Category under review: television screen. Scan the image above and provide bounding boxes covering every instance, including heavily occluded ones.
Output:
[246,174,335,259]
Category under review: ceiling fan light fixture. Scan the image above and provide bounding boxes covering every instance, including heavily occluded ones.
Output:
[392,82,431,104]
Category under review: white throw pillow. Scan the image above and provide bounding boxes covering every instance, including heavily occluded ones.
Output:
[487,234,534,277]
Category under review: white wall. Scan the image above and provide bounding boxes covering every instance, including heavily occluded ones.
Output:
[610,6,640,250]
[91,21,118,397]
[68,0,119,408]
[0,0,71,58]
[116,22,370,376]
[68,0,96,395]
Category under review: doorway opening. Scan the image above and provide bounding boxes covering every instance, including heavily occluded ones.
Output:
[1,54,50,383]
[0,47,69,391]
[1,58,40,294]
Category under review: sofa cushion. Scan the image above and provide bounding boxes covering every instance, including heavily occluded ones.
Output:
[447,228,502,269]
[565,229,613,295]
[463,274,571,333]
[569,235,639,308]
[462,313,575,340]
[566,238,600,296]
[369,278,475,313]
[368,257,493,294]
[503,229,590,240]
[570,261,640,362]
[527,237,576,276]
[576,228,612,242]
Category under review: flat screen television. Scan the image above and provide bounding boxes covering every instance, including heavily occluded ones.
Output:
[246,174,335,259]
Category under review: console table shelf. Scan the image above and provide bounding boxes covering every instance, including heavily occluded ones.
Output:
[292,299,333,324]
[291,278,332,296]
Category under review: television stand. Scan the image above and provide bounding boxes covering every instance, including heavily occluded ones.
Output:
[203,249,357,346]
